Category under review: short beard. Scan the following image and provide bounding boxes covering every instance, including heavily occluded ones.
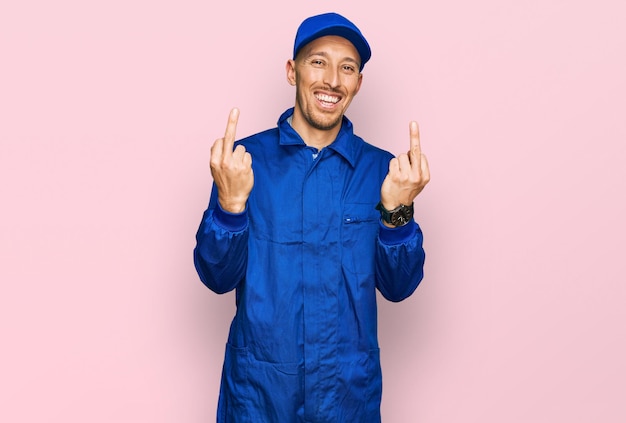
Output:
[301,107,343,131]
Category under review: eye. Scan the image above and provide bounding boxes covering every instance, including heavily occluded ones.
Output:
[342,65,356,74]
[311,59,325,66]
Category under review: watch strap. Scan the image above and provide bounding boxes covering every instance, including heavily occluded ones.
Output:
[375,202,414,226]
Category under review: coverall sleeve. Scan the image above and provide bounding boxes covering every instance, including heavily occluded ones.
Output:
[374,220,425,302]
[193,185,249,294]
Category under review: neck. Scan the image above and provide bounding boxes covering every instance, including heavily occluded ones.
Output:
[290,111,342,150]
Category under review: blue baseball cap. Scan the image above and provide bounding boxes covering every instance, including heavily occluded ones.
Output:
[293,12,371,71]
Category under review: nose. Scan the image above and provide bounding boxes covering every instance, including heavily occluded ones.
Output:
[323,66,340,89]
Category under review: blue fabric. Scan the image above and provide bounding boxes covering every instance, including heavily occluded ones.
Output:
[194,108,425,422]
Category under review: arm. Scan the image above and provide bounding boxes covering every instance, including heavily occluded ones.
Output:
[375,220,425,302]
[193,108,254,294]
[375,120,430,301]
[193,190,249,294]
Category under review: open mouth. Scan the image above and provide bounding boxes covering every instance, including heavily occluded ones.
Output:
[315,93,341,108]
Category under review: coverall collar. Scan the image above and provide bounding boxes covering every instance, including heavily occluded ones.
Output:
[277,108,360,168]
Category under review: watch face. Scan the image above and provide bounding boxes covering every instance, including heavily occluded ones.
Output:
[377,202,414,226]
[389,204,414,226]
[390,212,409,226]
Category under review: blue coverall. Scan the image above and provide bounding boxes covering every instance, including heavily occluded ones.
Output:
[194,108,425,422]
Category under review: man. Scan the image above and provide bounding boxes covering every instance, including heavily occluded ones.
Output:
[194,12,430,422]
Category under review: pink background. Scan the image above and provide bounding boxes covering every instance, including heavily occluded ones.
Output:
[2,0,625,421]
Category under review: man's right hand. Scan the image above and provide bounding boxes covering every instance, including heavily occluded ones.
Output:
[210,108,254,213]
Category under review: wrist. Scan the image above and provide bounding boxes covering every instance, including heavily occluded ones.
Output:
[376,201,414,227]
[218,197,247,214]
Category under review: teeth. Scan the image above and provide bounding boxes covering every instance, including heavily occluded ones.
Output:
[316,94,339,103]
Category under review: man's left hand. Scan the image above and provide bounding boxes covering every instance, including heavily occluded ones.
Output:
[380,121,430,210]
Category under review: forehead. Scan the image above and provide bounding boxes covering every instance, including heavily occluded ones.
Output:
[298,35,361,62]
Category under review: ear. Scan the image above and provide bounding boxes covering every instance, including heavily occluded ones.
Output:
[286,59,297,86]
[354,72,363,95]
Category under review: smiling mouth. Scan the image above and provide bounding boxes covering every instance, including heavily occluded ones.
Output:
[315,93,341,106]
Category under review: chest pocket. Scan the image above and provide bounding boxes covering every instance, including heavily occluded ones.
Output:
[342,203,380,275]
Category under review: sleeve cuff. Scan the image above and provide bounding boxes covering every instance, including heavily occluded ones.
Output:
[213,202,249,232]
[378,219,418,245]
